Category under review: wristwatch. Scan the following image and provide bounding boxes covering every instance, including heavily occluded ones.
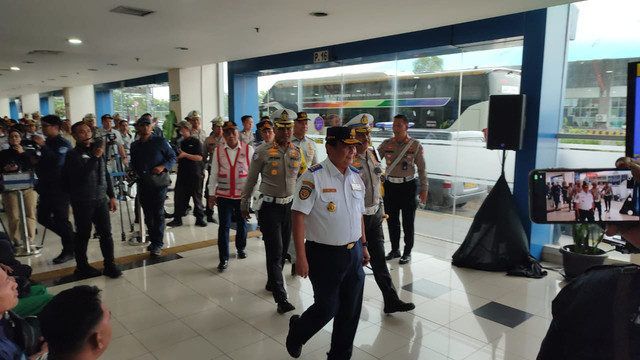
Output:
[361,241,368,247]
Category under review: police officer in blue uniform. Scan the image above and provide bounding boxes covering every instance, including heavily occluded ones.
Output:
[34,115,76,264]
[129,117,176,256]
[286,126,370,360]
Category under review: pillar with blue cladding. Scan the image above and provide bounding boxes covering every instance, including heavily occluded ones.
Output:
[9,101,18,119]
[40,97,49,115]
[229,72,258,124]
[514,6,571,258]
[94,90,113,125]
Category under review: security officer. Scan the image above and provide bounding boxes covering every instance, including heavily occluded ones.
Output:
[186,110,208,145]
[240,108,305,314]
[129,116,176,256]
[254,118,275,148]
[203,117,226,223]
[207,120,253,270]
[83,113,98,134]
[286,126,370,360]
[62,121,121,279]
[238,115,255,147]
[166,120,206,228]
[33,115,75,264]
[346,113,415,313]
[377,114,428,264]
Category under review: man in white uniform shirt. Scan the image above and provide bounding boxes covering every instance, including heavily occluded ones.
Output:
[286,126,370,359]
[574,182,595,222]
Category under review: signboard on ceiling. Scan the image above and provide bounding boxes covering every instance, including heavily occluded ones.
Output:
[313,50,329,64]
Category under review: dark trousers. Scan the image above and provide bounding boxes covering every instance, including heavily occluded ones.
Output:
[217,197,246,262]
[71,199,114,267]
[383,179,417,256]
[258,202,291,303]
[138,185,168,248]
[204,168,215,218]
[364,207,399,305]
[174,177,204,221]
[604,195,613,211]
[594,201,602,220]
[578,209,595,222]
[37,192,75,254]
[290,241,365,360]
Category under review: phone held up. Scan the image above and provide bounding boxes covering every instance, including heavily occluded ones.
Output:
[529,168,640,224]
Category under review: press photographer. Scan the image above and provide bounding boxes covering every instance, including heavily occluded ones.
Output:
[61,122,121,279]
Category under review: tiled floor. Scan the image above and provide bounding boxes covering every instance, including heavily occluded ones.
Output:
[34,227,562,359]
[5,187,565,360]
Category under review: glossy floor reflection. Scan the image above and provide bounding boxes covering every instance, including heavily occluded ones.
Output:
[39,228,563,360]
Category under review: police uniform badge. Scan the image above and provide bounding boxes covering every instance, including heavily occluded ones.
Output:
[253,152,259,160]
[361,115,368,125]
[281,111,289,121]
[271,169,278,176]
[299,185,312,200]
[327,201,337,212]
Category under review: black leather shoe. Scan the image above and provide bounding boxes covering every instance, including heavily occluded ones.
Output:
[385,250,401,260]
[53,252,74,264]
[237,250,247,259]
[217,260,228,271]
[164,213,175,219]
[384,300,416,314]
[195,219,207,227]
[206,215,217,223]
[286,315,302,358]
[167,219,182,227]
[74,265,102,280]
[103,264,123,279]
[277,300,295,314]
[399,254,411,264]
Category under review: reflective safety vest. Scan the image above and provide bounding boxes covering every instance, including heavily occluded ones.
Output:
[215,143,250,199]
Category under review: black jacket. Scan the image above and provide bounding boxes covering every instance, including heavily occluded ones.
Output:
[61,145,114,202]
[34,135,72,195]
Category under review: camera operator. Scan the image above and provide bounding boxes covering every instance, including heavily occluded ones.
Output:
[33,115,76,264]
[537,157,640,360]
[0,129,38,248]
[167,120,206,228]
[61,122,121,279]
[129,117,176,256]
[95,114,128,171]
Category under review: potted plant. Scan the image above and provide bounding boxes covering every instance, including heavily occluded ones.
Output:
[559,223,609,279]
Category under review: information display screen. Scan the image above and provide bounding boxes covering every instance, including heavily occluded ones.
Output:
[627,62,640,159]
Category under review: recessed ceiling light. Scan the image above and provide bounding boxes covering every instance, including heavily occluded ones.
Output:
[68,38,83,45]
[60,75,68,78]
[10,66,20,71]
[107,63,118,66]
[175,47,189,51]
[88,68,98,71]
[309,12,328,17]
[22,61,34,64]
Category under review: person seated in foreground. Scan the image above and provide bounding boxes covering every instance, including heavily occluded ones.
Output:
[38,285,111,360]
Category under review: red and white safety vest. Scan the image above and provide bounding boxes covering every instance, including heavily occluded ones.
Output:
[215,143,250,199]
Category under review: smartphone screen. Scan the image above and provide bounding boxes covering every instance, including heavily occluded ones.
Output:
[529,168,640,224]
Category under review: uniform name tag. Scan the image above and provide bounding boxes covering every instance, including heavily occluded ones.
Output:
[322,188,337,193]
[351,183,362,191]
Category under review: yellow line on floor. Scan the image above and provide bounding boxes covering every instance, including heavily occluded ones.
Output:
[31,230,262,283]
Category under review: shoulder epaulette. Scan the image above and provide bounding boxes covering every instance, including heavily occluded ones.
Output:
[309,164,323,173]
[349,166,360,174]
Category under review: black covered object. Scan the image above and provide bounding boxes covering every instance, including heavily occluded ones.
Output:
[452,174,536,273]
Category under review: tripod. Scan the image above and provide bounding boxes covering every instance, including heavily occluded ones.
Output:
[104,136,134,242]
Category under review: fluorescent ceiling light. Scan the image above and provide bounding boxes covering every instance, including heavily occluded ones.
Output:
[68,38,83,45]
[10,66,20,71]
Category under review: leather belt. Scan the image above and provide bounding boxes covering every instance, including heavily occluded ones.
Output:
[387,175,415,184]
[308,240,359,249]
[363,204,380,216]
[262,195,294,204]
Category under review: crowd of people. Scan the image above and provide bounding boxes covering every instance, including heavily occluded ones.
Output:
[548,180,615,221]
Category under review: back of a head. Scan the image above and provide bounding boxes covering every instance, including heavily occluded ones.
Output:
[39,285,104,357]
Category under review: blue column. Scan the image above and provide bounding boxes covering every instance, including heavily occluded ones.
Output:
[95,90,113,127]
[9,101,18,120]
[229,72,258,124]
[514,6,570,258]
[39,97,49,115]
